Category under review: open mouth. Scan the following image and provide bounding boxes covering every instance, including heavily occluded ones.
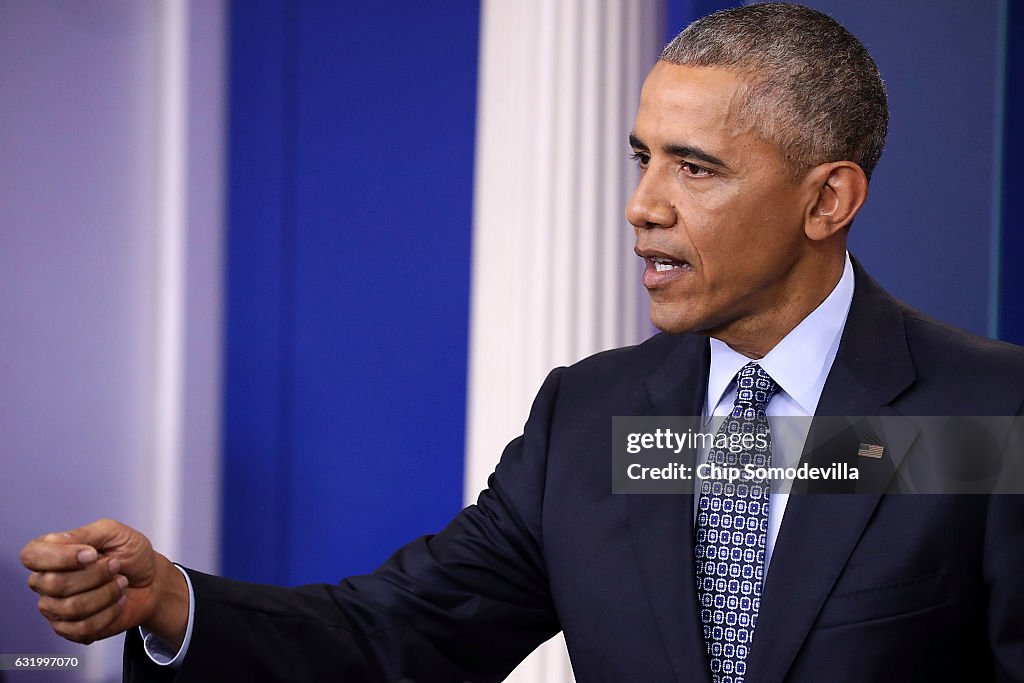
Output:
[636,248,693,289]
[650,256,689,272]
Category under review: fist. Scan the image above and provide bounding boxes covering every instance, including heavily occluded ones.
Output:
[20,519,186,646]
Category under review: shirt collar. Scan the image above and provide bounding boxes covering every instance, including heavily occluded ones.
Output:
[706,252,855,417]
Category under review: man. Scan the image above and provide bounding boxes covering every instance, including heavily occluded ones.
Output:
[20,4,1024,681]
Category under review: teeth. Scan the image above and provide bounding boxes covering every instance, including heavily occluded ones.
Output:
[654,262,678,272]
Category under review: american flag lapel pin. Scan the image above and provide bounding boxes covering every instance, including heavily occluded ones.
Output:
[857,442,885,459]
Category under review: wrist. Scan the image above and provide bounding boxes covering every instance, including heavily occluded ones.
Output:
[139,554,189,649]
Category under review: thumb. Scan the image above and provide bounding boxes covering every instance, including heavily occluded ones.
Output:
[35,531,97,565]
[65,519,156,586]
[20,521,122,572]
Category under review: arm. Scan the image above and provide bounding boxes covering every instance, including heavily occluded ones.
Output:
[167,369,565,681]
[26,369,566,682]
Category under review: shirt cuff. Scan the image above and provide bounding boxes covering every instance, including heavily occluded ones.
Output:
[139,564,194,668]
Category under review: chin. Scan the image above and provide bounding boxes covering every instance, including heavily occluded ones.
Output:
[648,302,703,335]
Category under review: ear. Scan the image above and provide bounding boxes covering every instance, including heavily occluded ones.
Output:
[803,161,868,241]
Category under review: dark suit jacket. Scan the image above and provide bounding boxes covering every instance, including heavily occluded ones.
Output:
[125,262,1024,682]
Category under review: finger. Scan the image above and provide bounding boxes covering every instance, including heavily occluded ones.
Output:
[51,595,125,645]
[28,556,122,597]
[63,519,130,554]
[38,575,128,624]
[20,538,100,572]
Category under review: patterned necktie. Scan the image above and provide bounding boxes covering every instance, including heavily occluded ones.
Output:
[694,362,780,683]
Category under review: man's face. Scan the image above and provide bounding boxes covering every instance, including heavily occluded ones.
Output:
[627,62,813,341]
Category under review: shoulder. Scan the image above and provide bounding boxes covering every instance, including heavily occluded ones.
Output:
[897,301,1024,413]
[529,332,705,417]
[901,303,1024,369]
[848,258,1024,413]
[558,332,702,385]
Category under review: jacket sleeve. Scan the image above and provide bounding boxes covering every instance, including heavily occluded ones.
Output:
[123,369,565,682]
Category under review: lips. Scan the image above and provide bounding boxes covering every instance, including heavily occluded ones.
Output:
[635,247,693,288]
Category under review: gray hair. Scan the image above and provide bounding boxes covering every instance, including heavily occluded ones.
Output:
[661,3,888,180]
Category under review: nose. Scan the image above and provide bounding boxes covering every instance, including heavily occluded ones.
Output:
[626,169,676,231]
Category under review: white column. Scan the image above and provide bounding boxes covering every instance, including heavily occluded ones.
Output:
[466,1,663,680]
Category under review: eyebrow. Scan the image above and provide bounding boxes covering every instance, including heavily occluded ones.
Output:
[628,132,732,172]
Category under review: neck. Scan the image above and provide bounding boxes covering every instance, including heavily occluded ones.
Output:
[711,254,846,359]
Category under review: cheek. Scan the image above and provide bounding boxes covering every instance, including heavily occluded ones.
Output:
[692,208,788,289]
[682,200,744,274]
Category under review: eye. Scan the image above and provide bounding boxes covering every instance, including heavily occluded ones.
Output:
[629,151,650,169]
[681,161,713,177]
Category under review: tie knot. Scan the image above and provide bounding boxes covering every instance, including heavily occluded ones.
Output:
[732,362,779,418]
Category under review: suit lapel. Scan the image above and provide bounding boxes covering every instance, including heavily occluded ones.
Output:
[745,261,918,682]
[627,335,712,683]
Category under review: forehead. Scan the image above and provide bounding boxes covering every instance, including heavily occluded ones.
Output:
[634,62,757,149]
[630,62,790,171]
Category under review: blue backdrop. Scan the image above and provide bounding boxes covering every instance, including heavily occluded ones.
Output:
[223,0,479,585]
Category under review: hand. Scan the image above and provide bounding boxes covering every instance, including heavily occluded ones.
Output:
[20,519,189,647]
